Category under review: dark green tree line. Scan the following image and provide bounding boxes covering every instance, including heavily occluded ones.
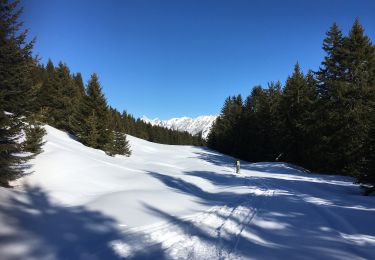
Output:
[208,19,375,186]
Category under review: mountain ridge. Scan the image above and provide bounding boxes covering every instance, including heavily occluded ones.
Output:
[140,115,217,139]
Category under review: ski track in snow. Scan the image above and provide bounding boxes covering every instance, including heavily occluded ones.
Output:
[1,125,375,260]
[110,186,271,259]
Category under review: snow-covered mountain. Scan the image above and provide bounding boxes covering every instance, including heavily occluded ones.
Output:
[141,115,217,139]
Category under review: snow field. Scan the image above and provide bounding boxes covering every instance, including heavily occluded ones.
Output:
[0,125,374,259]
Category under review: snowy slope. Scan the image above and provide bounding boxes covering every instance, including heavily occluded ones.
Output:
[141,115,217,139]
[0,125,374,259]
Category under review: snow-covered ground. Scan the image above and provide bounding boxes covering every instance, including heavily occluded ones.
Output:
[0,125,374,259]
[141,115,217,139]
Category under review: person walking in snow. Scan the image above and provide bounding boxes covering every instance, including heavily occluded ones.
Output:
[235,159,240,174]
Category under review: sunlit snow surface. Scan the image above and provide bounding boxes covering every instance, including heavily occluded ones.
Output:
[0,125,374,259]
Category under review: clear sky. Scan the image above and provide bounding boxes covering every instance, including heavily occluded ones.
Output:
[21,0,375,119]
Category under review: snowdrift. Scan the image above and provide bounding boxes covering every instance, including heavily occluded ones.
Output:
[0,125,374,259]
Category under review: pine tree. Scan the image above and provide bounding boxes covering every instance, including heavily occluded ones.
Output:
[104,126,116,156]
[279,63,316,165]
[105,129,131,156]
[34,59,59,124]
[338,19,375,177]
[53,62,76,131]
[208,95,243,157]
[241,86,269,161]
[267,81,283,160]
[68,72,86,133]
[85,73,110,149]
[316,22,345,99]
[315,19,375,176]
[0,0,39,186]
[84,111,100,148]
[0,105,23,186]
[0,0,34,115]
[22,117,46,155]
[314,23,346,173]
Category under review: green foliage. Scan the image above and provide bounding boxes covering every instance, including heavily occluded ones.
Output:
[207,95,243,157]
[0,0,45,186]
[208,19,375,186]
[278,64,317,166]
[84,73,110,149]
[26,59,202,158]
[84,111,100,148]
[0,0,34,115]
[105,130,131,157]
[23,118,46,155]
[0,109,23,186]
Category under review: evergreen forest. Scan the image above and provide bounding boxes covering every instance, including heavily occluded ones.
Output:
[208,20,375,186]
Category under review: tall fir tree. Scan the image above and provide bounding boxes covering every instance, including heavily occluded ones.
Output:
[22,117,46,155]
[315,19,375,175]
[279,64,317,166]
[0,0,44,186]
[241,86,270,161]
[53,62,76,131]
[34,59,59,124]
[314,23,347,173]
[208,95,243,157]
[84,111,100,148]
[85,73,110,149]
[0,0,34,115]
[339,19,375,177]
[0,98,23,186]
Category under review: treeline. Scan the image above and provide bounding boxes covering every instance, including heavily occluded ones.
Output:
[0,0,202,186]
[30,60,204,147]
[208,19,375,186]
[121,112,204,146]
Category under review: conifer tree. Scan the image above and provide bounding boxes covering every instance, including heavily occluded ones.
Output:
[53,62,76,131]
[316,22,345,99]
[208,95,243,157]
[104,126,116,156]
[86,73,110,149]
[314,23,346,172]
[22,117,46,155]
[267,81,283,159]
[105,127,131,156]
[84,111,100,148]
[0,103,23,186]
[0,0,40,185]
[338,18,375,176]
[34,59,59,124]
[0,0,34,115]
[279,63,316,165]
[241,86,269,161]
[315,19,375,175]
[68,72,86,132]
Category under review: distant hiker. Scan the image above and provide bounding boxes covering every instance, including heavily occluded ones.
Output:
[235,160,240,174]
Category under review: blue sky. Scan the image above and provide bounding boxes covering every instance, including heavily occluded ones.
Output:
[22,0,375,119]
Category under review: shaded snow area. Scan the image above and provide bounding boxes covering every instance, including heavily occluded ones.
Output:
[0,125,374,259]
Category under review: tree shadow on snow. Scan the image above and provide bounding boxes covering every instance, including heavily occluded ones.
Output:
[147,171,257,207]
[146,169,375,259]
[193,147,236,168]
[0,185,166,260]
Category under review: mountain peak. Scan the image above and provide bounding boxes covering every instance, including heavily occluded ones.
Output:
[140,115,217,139]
